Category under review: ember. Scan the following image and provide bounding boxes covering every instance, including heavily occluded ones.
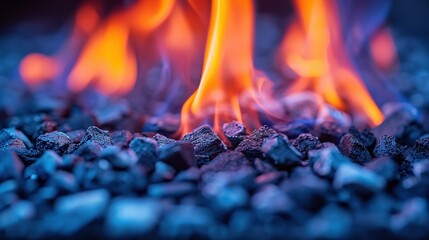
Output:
[1,0,429,239]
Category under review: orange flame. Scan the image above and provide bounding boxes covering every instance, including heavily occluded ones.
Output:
[279,0,384,126]
[179,0,264,135]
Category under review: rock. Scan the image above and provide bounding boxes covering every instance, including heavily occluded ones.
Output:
[334,164,386,192]
[65,130,86,144]
[0,128,33,148]
[253,158,276,173]
[236,125,277,158]
[316,121,346,144]
[150,162,176,183]
[130,137,158,171]
[105,198,160,237]
[148,182,196,198]
[47,171,79,193]
[262,134,302,169]
[292,133,322,159]
[53,189,110,235]
[0,201,35,230]
[79,126,112,148]
[92,99,130,125]
[309,146,352,178]
[182,125,227,160]
[159,142,196,171]
[373,135,403,160]
[223,121,248,147]
[338,133,372,165]
[200,151,251,173]
[174,167,201,182]
[159,205,215,239]
[24,151,62,181]
[349,127,376,152]
[153,134,176,146]
[365,156,398,181]
[110,130,133,148]
[413,160,429,180]
[255,172,284,186]
[273,119,315,139]
[306,204,352,239]
[0,137,26,152]
[71,142,102,161]
[36,131,72,154]
[252,185,294,214]
[412,137,429,160]
[390,198,429,237]
[100,146,138,170]
[0,150,24,181]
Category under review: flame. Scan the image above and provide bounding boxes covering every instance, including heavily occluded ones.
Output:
[179,0,265,135]
[19,53,60,86]
[279,0,384,126]
[370,27,397,71]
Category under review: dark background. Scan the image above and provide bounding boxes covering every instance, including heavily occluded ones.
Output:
[1,0,428,38]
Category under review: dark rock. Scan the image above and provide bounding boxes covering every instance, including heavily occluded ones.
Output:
[349,127,376,152]
[236,125,277,158]
[150,161,176,183]
[36,131,72,154]
[282,173,330,211]
[148,182,196,198]
[365,156,398,181]
[334,163,386,193]
[153,133,176,146]
[52,189,110,235]
[390,198,429,238]
[159,205,215,239]
[0,150,24,181]
[182,125,227,160]
[413,160,429,180]
[292,133,322,158]
[306,204,352,239]
[159,142,196,171]
[0,201,35,230]
[71,142,102,161]
[252,185,294,214]
[30,120,58,140]
[253,158,276,173]
[65,130,86,144]
[92,99,130,125]
[105,198,160,237]
[100,146,138,170]
[0,137,26,152]
[0,128,33,148]
[262,134,302,169]
[223,121,248,147]
[255,172,284,186]
[60,154,82,171]
[47,170,79,193]
[309,146,352,178]
[111,130,133,148]
[412,137,429,160]
[273,119,315,139]
[200,151,251,173]
[373,135,403,160]
[129,137,158,171]
[373,104,423,145]
[79,126,112,148]
[338,133,372,165]
[175,167,201,182]
[24,151,62,181]
[316,121,346,144]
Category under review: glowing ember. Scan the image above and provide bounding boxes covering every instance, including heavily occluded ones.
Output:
[278,0,384,126]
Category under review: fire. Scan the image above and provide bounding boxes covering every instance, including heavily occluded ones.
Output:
[278,0,384,126]
[19,0,396,135]
[179,0,263,135]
